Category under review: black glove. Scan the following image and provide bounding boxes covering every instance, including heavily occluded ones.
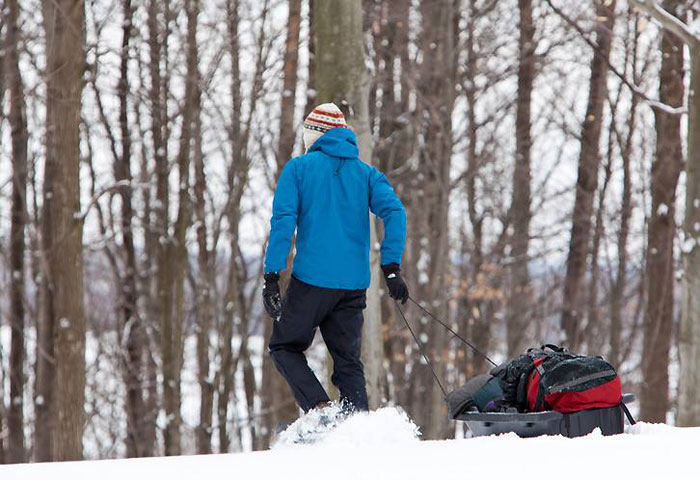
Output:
[381,263,409,304]
[262,272,282,318]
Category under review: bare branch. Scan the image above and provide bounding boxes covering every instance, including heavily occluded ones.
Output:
[546,0,687,116]
[629,0,700,49]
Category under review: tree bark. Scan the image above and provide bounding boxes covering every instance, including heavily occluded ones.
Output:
[218,0,242,453]
[561,0,617,349]
[641,0,685,423]
[41,0,87,462]
[508,0,535,357]
[678,38,700,428]
[314,0,385,409]
[147,0,176,455]
[278,0,302,166]
[194,99,214,455]
[5,0,29,463]
[114,0,150,457]
[630,0,700,431]
[373,0,411,174]
[163,0,200,455]
[414,0,456,439]
[610,32,638,366]
[304,2,316,116]
[259,0,304,448]
[585,141,614,354]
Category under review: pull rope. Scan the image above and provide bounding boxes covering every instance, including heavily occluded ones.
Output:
[393,299,447,398]
[408,296,498,368]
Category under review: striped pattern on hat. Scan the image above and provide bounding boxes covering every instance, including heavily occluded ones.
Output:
[303,103,348,134]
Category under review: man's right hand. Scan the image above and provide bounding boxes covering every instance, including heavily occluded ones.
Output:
[263,272,282,318]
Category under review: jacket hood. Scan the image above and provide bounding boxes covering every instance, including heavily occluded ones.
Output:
[308,127,358,159]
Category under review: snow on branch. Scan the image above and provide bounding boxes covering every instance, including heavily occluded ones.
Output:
[629,0,700,49]
[545,0,687,116]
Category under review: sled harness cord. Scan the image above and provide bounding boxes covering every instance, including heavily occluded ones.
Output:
[394,299,447,397]
[392,297,499,399]
[407,296,498,368]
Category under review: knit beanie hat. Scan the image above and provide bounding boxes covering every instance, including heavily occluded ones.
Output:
[303,103,348,150]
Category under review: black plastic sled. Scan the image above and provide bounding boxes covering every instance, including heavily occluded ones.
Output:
[455,394,636,439]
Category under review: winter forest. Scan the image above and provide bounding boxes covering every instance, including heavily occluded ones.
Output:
[1,0,700,464]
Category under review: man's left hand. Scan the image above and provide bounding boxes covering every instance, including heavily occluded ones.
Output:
[382,263,409,304]
[263,273,282,318]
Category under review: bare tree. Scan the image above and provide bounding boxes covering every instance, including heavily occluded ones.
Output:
[111,0,151,457]
[609,15,640,366]
[313,0,386,409]
[278,0,302,167]
[561,0,618,349]
[146,0,178,455]
[5,0,29,463]
[259,0,304,448]
[631,0,700,427]
[164,0,201,455]
[217,0,243,452]
[411,0,456,439]
[508,0,535,357]
[639,0,685,423]
[194,92,214,455]
[41,0,87,461]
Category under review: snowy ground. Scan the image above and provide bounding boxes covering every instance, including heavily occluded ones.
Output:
[2,408,697,480]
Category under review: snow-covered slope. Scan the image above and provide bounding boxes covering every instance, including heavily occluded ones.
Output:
[2,408,698,480]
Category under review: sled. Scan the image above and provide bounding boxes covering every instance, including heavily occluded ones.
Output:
[455,393,636,438]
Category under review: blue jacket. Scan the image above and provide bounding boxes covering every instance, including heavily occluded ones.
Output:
[264,127,406,289]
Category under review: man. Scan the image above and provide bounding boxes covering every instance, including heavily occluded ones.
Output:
[263,103,408,415]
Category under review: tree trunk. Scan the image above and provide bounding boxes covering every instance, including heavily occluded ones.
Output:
[194,104,214,455]
[134,39,158,454]
[610,75,637,368]
[35,280,54,461]
[163,0,199,455]
[678,43,700,427]
[561,0,617,349]
[304,1,316,115]
[641,0,684,423]
[415,0,456,439]
[114,0,149,457]
[278,0,302,166]
[5,0,29,463]
[373,0,411,175]
[147,0,176,455]
[41,0,87,462]
[314,0,385,409]
[463,0,490,377]
[259,0,304,448]
[585,143,613,354]
[508,0,535,357]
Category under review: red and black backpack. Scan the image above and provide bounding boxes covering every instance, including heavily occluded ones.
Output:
[492,344,622,414]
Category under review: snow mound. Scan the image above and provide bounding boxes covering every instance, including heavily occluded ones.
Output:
[273,406,420,449]
[321,407,421,448]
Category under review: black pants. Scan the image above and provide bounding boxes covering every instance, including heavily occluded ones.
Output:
[269,276,369,413]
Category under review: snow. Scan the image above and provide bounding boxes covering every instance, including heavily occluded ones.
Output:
[2,408,699,480]
[681,237,696,254]
[656,203,669,216]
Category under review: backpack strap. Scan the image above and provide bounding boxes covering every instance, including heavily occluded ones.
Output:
[541,344,568,353]
[621,402,636,426]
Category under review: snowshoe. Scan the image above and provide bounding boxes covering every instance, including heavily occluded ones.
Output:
[272,401,351,447]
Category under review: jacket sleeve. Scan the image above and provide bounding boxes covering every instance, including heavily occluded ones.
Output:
[264,160,299,273]
[369,168,407,266]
